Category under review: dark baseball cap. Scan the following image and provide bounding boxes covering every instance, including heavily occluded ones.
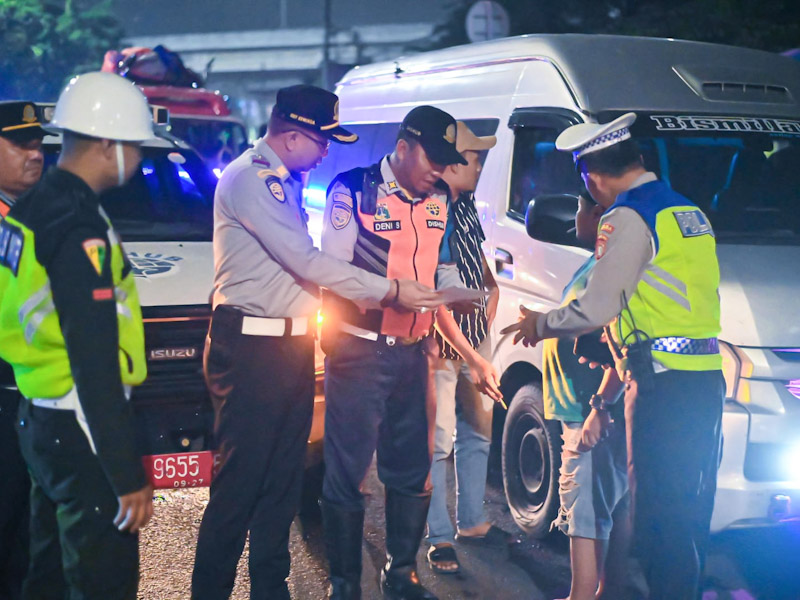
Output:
[0,101,52,143]
[273,84,358,145]
[399,106,467,166]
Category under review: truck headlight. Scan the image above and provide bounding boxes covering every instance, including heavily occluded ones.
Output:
[719,341,754,403]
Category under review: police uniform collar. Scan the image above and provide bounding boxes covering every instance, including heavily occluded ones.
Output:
[556,112,637,161]
[629,171,658,190]
[253,138,291,182]
[380,156,420,204]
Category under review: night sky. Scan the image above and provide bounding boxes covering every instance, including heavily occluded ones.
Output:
[113,0,450,37]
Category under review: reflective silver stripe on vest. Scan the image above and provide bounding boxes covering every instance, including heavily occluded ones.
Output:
[115,285,131,318]
[647,263,688,296]
[641,271,691,312]
[19,282,56,344]
[18,282,51,323]
[24,298,55,343]
[651,336,719,355]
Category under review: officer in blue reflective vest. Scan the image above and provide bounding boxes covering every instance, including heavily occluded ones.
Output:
[504,113,724,600]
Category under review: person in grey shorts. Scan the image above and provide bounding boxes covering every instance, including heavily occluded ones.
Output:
[540,192,630,600]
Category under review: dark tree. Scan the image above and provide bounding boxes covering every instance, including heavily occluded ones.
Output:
[0,0,123,101]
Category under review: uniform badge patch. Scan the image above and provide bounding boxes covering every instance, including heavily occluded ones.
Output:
[266,177,285,203]
[331,201,353,230]
[0,221,24,276]
[425,202,440,217]
[600,222,615,234]
[595,233,609,260]
[387,180,399,192]
[82,239,106,276]
[375,203,391,221]
[674,210,713,238]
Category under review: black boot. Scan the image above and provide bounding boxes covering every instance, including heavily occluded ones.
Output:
[321,500,364,600]
[381,489,437,600]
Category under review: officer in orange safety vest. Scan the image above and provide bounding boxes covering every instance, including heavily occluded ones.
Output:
[320,106,470,600]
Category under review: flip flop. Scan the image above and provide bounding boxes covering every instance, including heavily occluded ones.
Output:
[455,525,512,549]
[426,544,460,575]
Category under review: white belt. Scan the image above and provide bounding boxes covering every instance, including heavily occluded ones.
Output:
[339,322,380,341]
[31,385,132,410]
[241,315,310,337]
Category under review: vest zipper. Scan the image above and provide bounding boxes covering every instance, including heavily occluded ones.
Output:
[409,202,420,336]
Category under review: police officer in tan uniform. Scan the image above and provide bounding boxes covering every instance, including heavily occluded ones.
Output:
[191,86,441,600]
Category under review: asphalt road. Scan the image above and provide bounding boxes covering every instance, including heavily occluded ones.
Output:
[139,449,800,600]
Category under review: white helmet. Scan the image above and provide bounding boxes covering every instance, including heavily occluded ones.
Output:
[49,71,154,142]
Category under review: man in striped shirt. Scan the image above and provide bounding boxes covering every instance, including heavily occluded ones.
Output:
[426,122,508,575]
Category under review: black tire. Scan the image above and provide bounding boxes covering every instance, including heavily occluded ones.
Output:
[501,382,562,538]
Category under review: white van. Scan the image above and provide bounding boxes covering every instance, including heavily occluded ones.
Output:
[306,34,800,536]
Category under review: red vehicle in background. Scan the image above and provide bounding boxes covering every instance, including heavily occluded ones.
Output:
[102,45,249,174]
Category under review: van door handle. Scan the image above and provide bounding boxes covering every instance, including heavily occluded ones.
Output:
[494,248,514,279]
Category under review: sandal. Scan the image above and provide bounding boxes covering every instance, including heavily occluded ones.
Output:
[455,525,512,549]
[426,544,460,575]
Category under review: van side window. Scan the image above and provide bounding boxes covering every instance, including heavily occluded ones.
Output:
[509,127,582,218]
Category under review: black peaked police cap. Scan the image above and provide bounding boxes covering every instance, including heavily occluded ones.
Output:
[399,105,467,166]
[273,84,358,144]
[0,101,51,143]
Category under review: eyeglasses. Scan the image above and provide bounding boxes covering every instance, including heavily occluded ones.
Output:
[290,129,330,152]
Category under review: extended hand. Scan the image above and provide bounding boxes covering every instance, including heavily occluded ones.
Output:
[392,279,443,312]
[114,483,154,533]
[499,305,543,347]
[467,356,503,403]
[577,409,613,452]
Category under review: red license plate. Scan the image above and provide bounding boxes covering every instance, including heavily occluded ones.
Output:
[142,451,217,489]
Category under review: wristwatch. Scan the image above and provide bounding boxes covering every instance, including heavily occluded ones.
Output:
[589,393,607,411]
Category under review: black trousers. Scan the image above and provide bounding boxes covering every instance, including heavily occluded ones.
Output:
[0,389,28,600]
[15,400,139,600]
[192,307,315,600]
[625,369,724,600]
[322,334,431,509]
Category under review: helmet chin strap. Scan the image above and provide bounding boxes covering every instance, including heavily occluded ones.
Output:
[115,141,125,186]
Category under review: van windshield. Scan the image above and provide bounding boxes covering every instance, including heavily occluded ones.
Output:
[633,114,800,245]
[511,112,800,246]
[43,144,216,242]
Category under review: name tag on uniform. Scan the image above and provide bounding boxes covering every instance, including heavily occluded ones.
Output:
[374,220,401,232]
[673,210,714,238]
[426,219,445,230]
[0,221,24,276]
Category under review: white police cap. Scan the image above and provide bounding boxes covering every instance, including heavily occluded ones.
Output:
[556,112,637,161]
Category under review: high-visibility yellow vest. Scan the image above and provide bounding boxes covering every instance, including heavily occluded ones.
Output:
[0,213,146,398]
[610,181,722,372]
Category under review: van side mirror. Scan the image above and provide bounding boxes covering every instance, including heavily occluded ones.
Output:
[525,194,581,247]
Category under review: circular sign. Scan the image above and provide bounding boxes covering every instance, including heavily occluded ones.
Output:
[466,1,510,43]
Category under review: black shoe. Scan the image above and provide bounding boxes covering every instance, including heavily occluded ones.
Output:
[381,566,438,600]
[382,489,437,600]
[321,500,364,600]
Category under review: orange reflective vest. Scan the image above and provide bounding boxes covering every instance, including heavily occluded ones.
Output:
[324,163,448,338]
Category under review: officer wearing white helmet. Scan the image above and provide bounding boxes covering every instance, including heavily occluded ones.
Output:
[0,71,154,600]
